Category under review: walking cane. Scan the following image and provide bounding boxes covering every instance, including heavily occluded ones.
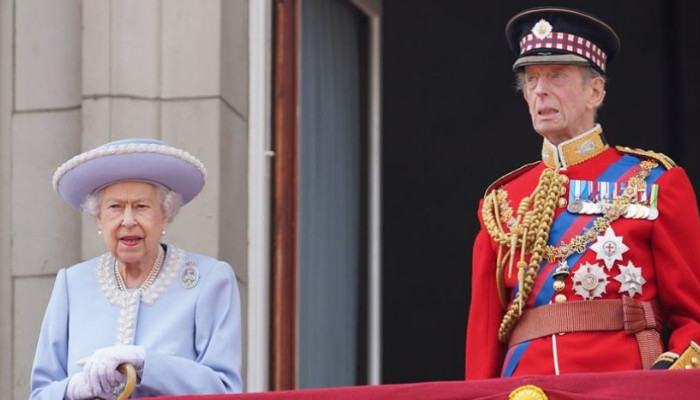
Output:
[115,363,136,400]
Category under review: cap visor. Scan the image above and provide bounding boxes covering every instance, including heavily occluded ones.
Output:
[512,54,591,71]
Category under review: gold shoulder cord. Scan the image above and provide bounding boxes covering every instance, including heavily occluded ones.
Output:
[616,146,676,169]
[483,187,535,308]
[482,167,565,343]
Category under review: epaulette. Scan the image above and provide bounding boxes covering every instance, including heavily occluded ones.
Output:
[484,161,540,197]
[615,146,677,170]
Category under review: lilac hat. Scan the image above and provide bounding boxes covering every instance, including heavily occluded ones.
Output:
[53,138,207,210]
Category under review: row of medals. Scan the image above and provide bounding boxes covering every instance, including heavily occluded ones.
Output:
[566,181,659,220]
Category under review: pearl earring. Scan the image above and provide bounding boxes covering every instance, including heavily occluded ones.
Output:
[98,229,102,235]
[162,230,166,236]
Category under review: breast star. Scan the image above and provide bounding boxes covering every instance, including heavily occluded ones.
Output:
[572,262,610,300]
[590,226,629,270]
[615,261,646,298]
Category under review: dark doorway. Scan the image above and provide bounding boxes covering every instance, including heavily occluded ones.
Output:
[271,0,373,390]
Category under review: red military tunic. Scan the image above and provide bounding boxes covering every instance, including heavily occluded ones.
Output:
[465,125,700,379]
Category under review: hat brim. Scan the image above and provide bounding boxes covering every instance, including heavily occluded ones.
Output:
[512,54,592,71]
[56,152,205,211]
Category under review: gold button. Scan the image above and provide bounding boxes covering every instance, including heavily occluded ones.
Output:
[559,175,570,184]
[558,197,567,208]
[560,186,567,195]
[555,294,567,303]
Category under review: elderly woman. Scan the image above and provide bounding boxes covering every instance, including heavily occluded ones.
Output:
[29,139,242,399]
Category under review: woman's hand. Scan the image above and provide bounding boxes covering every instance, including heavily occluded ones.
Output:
[66,372,117,400]
[79,345,145,395]
[66,372,92,400]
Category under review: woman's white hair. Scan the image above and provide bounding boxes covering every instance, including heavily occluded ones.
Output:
[81,182,183,222]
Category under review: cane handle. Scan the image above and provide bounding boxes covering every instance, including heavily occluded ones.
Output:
[115,363,136,400]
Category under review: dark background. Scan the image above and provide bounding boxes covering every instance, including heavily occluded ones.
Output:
[381,0,700,383]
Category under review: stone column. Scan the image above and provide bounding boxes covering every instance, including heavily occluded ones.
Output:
[3,1,83,399]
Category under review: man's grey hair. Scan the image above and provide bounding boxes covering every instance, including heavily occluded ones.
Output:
[81,183,183,222]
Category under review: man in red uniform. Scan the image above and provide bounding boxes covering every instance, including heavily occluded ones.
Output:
[465,7,700,379]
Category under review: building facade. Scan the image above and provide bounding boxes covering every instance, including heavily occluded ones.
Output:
[0,1,274,398]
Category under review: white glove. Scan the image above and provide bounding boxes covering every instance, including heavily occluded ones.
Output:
[79,345,145,395]
[66,372,117,400]
[66,372,92,400]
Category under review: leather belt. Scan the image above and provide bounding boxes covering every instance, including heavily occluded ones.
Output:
[509,296,662,369]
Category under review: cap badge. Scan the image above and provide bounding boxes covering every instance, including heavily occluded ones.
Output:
[531,19,553,40]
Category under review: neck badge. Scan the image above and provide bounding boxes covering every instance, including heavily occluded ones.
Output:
[552,260,571,292]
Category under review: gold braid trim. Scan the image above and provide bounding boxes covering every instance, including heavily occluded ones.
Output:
[483,179,543,309]
[482,189,539,248]
[491,168,563,343]
[616,146,676,170]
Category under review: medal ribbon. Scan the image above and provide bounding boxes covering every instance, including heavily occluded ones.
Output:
[650,184,659,209]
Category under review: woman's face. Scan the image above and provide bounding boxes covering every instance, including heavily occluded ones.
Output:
[96,181,168,267]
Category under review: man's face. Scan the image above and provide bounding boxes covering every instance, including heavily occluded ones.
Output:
[522,64,605,144]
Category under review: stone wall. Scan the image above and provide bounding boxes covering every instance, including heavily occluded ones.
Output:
[0,1,251,398]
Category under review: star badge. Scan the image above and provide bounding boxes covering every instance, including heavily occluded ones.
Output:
[590,227,629,270]
[615,261,646,298]
[572,262,609,300]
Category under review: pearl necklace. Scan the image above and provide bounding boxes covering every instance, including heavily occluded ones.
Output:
[115,245,166,292]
